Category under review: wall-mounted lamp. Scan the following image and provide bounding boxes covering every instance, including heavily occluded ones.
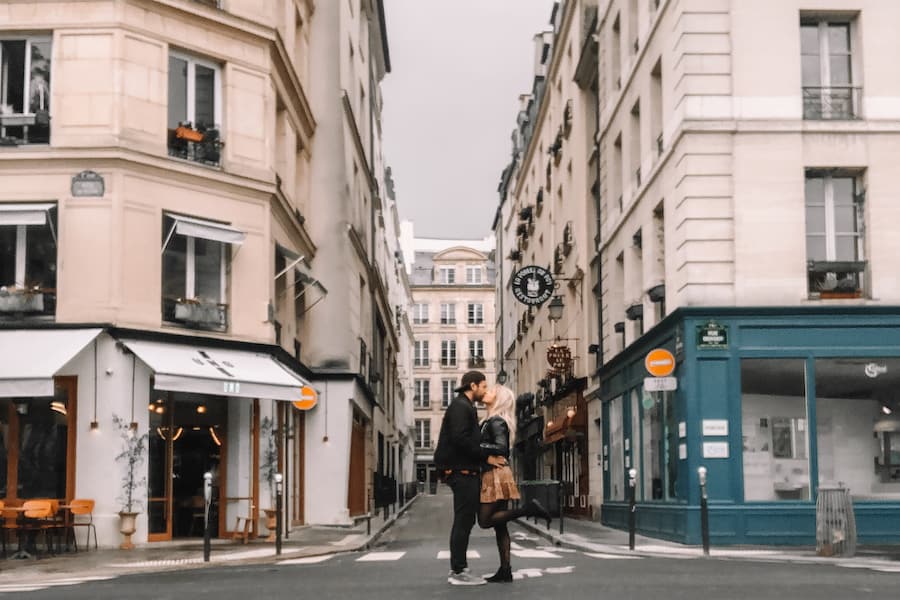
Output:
[497,370,508,385]
[90,420,100,431]
[547,295,565,322]
[566,406,576,419]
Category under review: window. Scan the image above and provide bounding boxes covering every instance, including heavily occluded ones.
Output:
[414,379,430,409]
[441,379,455,409]
[805,172,865,298]
[0,203,57,317]
[161,214,243,330]
[440,303,456,325]
[441,339,457,367]
[468,340,485,368]
[608,396,624,501]
[412,302,429,324]
[414,340,429,367]
[611,14,622,91]
[415,419,431,449]
[801,19,858,119]
[467,303,484,325]
[465,266,483,284]
[167,52,223,165]
[439,267,456,284]
[741,359,809,501]
[0,36,52,145]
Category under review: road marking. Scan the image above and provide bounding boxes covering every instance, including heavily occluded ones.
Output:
[510,541,525,550]
[0,576,116,595]
[356,551,406,562]
[279,554,336,565]
[511,548,561,559]
[437,550,480,559]
[537,545,577,553]
[544,566,576,574]
[512,532,537,541]
[585,552,642,560]
[513,568,544,580]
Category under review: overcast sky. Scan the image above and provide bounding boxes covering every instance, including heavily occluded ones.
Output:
[381,0,556,239]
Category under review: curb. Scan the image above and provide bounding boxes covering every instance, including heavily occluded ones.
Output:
[359,494,420,551]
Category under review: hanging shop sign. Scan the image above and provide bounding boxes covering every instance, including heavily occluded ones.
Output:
[546,344,572,372]
[697,320,728,349]
[71,170,105,197]
[512,265,555,306]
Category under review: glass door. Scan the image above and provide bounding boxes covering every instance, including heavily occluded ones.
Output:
[148,393,173,541]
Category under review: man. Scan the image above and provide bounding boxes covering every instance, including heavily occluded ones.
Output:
[434,370,505,586]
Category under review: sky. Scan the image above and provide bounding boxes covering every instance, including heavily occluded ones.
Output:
[381,0,556,239]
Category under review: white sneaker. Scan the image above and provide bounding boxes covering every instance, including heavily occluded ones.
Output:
[448,569,487,586]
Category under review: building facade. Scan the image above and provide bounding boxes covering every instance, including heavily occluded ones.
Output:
[405,227,496,493]
[0,0,411,547]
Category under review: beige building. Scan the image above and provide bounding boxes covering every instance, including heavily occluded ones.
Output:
[0,0,411,547]
[499,0,900,544]
[404,228,496,492]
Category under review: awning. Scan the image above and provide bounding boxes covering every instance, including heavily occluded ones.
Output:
[0,328,103,397]
[121,339,309,401]
[171,215,246,245]
[0,203,55,226]
[275,243,328,294]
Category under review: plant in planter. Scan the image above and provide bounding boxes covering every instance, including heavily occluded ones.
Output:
[113,414,148,550]
[260,416,279,542]
[0,284,45,313]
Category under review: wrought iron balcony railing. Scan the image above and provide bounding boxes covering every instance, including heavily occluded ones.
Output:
[802,86,861,120]
[167,123,224,167]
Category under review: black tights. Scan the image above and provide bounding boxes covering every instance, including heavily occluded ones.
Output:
[478,501,528,569]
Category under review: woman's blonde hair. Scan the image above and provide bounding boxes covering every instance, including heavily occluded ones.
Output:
[489,385,517,446]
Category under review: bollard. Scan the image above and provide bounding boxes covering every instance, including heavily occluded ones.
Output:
[367,513,372,536]
[558,481,564,535]
[628,468,637,551]
[274,473,283,556]
[203,472,212,563]
[698,466,709,556]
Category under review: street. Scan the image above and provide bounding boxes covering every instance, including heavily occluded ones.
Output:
[4,491,899,599]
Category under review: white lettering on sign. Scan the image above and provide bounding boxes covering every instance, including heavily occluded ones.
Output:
[643,377,678,392]
[678,422,687,438]
[702,419,729,436]
[223,381,240,394]
[679,443,687,460]
[702,442,729,458]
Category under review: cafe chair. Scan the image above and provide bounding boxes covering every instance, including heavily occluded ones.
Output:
[0,500,9,558]
[22,499,55,556]
[68,499,98,551]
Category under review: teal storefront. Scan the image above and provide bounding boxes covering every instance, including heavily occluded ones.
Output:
[599,306,900,546]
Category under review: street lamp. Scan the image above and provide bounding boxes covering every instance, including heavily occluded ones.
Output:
[497,370,508,385]
[274,472,284,555]
[547,295,564,322]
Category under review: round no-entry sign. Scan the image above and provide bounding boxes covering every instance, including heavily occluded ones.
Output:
[645,348,675,377]
[293,385,318,411]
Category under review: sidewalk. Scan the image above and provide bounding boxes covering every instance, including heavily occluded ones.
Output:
[515,514,900,573]
[0,496,417,585]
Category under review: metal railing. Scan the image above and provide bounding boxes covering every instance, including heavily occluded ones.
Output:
[802,86,861,120]
[167,124,224,167]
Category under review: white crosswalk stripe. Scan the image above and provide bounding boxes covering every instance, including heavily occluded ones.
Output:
[511,548,562,558]
[436,550,480,559]
[279,554,337,565]
[585,552,643,560]
[356,551,406,561]
[0,575,116,595]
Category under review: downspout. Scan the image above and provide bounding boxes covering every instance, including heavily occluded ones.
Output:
[593,42,604,369]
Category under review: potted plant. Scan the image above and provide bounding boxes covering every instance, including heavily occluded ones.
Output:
[113,415,148,550]
[260,416,279,542]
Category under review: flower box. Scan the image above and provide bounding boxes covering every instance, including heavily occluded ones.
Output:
[0,291,44,313]
[174,299,226,329]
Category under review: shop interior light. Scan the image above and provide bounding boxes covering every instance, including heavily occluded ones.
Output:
[90,420,99,431]
[156,405,165,414]
[50,401,67,416]
[566,406,576,419]
[156,426,183,441]
[883,405,893,415]
[196,404,207,414]
[209,427,222,446]
[148,403,156,412]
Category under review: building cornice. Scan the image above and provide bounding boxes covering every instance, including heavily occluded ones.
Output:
[341,90,378,194]
[271,29,316,142]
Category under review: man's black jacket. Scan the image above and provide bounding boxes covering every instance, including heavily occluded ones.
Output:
[434,393,502,472]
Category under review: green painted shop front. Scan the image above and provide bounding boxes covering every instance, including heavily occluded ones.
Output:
[599,307,900,545]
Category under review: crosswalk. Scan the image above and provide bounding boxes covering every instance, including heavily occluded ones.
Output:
[0,575,116,595]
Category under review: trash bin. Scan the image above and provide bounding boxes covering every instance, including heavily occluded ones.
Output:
[518,480,561,517]
[816,485,856,557]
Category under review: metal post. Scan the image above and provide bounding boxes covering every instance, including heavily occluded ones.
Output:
[367,513,372,536]
[558,481,564,535]
[274,473,283,556]
[628,468,637,551]
[698,466,709,556]
[203,472,212,562]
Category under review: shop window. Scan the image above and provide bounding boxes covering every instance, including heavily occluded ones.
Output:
[161,214,237,331]
[608,396,625,501]
[640,390,669,500]
[0,204,57,317]
[741,359,810,501]
[167,52,223,166]
[805,172,866,299]
[815,358,900,499]
[0,37,51,145]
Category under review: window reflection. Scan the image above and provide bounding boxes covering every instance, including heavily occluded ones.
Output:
[17,386,69,499]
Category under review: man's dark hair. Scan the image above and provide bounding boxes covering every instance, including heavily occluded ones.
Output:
[455,370,486,394]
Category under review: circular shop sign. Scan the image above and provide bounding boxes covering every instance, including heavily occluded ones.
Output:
[512,265,555,306]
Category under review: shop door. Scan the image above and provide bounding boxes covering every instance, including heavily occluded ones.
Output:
[291,410,305,525]
[347,415,366,517]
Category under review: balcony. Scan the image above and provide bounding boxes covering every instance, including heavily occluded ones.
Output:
[164,297,228,331]
[808,260,866,299]
[167,122,224,167]
[468,356,486,369]
[803,87,861,120]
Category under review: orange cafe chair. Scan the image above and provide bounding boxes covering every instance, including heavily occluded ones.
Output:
[69,499,98,550]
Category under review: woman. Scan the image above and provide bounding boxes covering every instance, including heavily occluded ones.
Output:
[477,385,552,583]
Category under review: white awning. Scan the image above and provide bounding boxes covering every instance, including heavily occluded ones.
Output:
[0,328,103,397]
[121,339,309,401]
[0,203,55,226]
[172,215,246,245]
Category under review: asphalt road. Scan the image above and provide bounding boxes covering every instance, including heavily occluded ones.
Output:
[6,492,899,599]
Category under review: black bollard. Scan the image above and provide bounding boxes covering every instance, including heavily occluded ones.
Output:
[203,472,212,563]
[275,473,283,556]
[628,468,637,551]
[698,466,710,556]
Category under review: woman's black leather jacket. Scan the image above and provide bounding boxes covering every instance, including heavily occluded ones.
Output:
[480,416,511,459]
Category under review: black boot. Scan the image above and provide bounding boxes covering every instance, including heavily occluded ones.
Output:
[528,499,552,528]
[485,566,513,583]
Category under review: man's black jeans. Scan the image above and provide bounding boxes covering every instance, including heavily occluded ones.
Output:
[446,472,481,573]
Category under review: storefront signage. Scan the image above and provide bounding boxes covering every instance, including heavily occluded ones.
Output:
[702,419,729,436]
[511,265,555,306]
[645,348,676,377]
[678,422,686,438]
[71,170,105,197]
[293,385,318,410]
[702,441,729,458]
[644,376,677,392]
[865,363,888,378]
[678,443,687,460]
[223,381,241,394]
[697,320,728,349]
